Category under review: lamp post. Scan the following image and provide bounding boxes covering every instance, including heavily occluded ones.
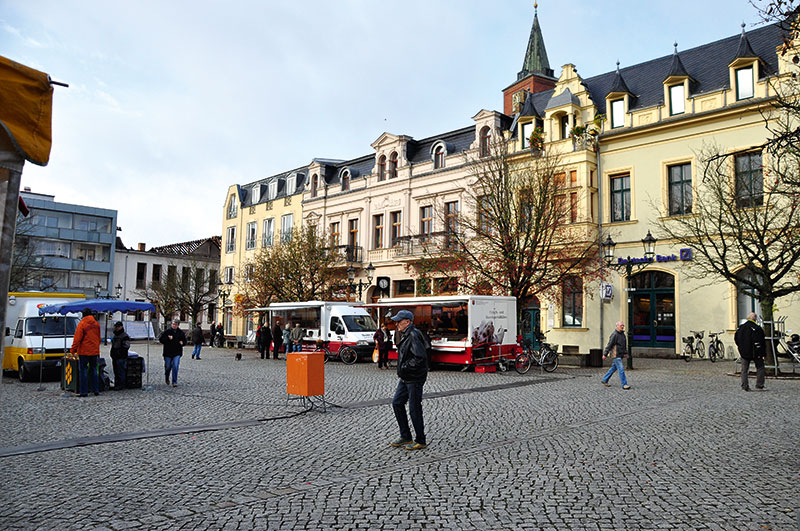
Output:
[601,230,658,370]
[216,281,231,346]
[346,262,375,301]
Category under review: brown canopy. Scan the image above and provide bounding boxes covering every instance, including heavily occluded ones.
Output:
[0,55,53,166]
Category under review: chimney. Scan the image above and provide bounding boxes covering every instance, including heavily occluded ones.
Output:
[137,243,146,251]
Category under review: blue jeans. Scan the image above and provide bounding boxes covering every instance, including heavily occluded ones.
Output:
[192,344,202,358]
[78,355,99,396]
[112,358,127,389]
[292,342,303,352]
[392,379,426,445]
[602,357,628,387]
[164,355,181,384]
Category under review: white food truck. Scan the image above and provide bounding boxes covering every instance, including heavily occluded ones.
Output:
[364,295,519,370]
[3,292,85,381]
[249,301,378,363]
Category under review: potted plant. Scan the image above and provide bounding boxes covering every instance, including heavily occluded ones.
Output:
[528,127,545,152]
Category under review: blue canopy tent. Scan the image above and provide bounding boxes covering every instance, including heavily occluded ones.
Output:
[38,299,157,390]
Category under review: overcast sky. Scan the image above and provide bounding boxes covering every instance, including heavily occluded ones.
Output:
[2,0,766,248]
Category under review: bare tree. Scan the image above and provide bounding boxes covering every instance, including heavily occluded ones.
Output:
[653,143,800,369]
[9,214,53,291]
[176,260,218,327]
[410,136,603,315]
[136,268,181,329]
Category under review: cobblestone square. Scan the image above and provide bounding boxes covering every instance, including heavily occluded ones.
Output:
[0,345,797,530]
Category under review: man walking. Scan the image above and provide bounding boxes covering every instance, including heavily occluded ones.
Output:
[601,321,631,390]
[735,312,766,391]
[191,323,204,359]
[71,308,101,397]
[389,310,429,451]
[159,319,186,387]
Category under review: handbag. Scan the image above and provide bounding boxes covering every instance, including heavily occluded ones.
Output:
[372,347,379,363]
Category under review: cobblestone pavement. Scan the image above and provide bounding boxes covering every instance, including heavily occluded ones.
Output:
[0,344,797,530]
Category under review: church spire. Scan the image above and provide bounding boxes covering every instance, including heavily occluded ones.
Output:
[518,1,554,80]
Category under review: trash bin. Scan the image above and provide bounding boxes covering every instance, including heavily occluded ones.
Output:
[286,351,324,397]
[588,348,603,368]
[126,357,143,389]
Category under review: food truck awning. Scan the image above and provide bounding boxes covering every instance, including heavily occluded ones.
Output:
[0,55,54,168]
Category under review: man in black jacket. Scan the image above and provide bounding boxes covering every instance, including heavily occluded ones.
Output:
[110,321,131,390]
[159,319,186,387]
[389,310,429,451]
[735,312,766,391]
[271,321,283,359]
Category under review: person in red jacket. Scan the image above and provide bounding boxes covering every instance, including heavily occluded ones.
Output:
[71,308,101,397]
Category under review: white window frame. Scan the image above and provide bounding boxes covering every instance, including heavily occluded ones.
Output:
[226,226,236,253]
[226,195,237,219]
[245,221,257,250]
[251,185,260,204]
[224,266,235,284]
[281,213,293,242]
[268,182,278,201]
[287,175,296,195]
[669,84,685,115]
[521,122,533,149]
[610,99,625,129]
[263,218,274,247]
[736,66,754,100]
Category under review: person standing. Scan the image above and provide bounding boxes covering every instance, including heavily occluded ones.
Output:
[261,322,272,359]
[71,308,101,397]
[601,321,631,390]
[191,323,204,360]
[290,322,305,352]
[271,321,283,359]
[735,312,766,391]
[283,324,291,356]
[256,323,265,358]
[110,321,131,390]
[159,319,186,387]
[389,310,429,451]
[374,323,390,370]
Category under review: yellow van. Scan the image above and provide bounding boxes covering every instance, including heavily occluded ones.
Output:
[3,292,85,381]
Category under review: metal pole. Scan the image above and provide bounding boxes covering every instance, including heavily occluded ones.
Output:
[37,316,46,391]
[0,167,23,385]
[626,262,634,370]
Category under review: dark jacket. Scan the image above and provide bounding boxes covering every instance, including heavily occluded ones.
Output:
[735,319,765,360]
[374,329,387,352]
[603,329,627,358]
[110,328,131,360]
[259,326,272,344]
[396,323,428,383]
[191,326,204,345]
[159,327,186,357]
[272,324,283,345]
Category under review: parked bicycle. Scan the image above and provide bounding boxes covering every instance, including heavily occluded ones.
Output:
[313,341,358,365]
[707,331,725,362]
[681,330,705,362]
[515,333,559,374]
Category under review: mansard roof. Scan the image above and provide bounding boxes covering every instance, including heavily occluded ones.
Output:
[664,44,694,81]
[239,166,308,206]
[519,23,782,117]
[407,126,475,163]
[733,23,761,61]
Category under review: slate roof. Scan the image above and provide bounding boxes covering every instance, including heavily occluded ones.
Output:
[519,9,554,80]
[407,126,476,164]
[664,45,693,80]
[521,23,782,117]
[239,166,308,207]
[544,87,581,110]
[147,236,221,256]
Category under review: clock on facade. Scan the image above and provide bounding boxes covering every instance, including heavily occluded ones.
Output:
[378,278,389,290]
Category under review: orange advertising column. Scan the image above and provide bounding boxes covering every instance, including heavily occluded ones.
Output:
[286,351,325,397]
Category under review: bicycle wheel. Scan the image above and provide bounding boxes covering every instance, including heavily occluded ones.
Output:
[716,341,725,360]
[682,343,692,362]
[708,342,717,362]
[339,346,357,365]
[315,347,331,364]
[696,340,705,359]
[514,352,532,374]
[542,350,558,372]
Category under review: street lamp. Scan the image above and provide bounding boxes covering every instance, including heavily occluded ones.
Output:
[216,280,232,345]
[94,282,102,299]
[115,283,122,299]
[346,262,375,301]
[601,230,658,369]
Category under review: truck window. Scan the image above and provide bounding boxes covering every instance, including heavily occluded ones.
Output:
[25,317,80,336]
[342,314,377,332]
[15,320,23,338]
[330,317,345,335]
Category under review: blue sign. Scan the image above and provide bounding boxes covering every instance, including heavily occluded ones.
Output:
[680,248,693,261]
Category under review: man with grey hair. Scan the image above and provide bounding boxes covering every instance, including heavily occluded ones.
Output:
[601,321,630,389]
[159,319,186,387]
[389,310,429,450]
[735,312,766,391]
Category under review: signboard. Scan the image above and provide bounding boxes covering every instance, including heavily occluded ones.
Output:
[601,283,613,300]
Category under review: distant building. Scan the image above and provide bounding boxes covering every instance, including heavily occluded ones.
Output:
[114,237,220,329]
[15,188,117,296]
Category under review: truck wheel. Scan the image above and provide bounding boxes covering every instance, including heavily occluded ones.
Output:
[18,360,29,382]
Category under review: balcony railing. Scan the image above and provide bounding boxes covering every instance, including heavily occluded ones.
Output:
[329,245,363,264]
[393,232,462,257]
[262,234,273,247]
[245,238,256,250]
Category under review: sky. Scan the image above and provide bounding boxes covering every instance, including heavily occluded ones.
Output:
[1,0,769,248]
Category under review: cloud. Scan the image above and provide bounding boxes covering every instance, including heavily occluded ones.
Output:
[1,19,44,48]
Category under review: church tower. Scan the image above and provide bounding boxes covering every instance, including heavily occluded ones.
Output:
[502,2,556,115]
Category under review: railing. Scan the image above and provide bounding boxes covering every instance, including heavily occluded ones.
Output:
[329,245,363,264]
[393,232,462,257]
[262,234,273,247]
[572,133,599,152]
[245,238,256,250]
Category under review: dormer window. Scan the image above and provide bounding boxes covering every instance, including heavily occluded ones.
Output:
[268,181,277,201]
[226,194,237,219]
[389,152,398,179]
[669,84,685,115]
[560,115,570,140]
[341,171,350,191]
[736,66,754,100]
[479,126,491,157]
[287,174,296,195]
[521,122,534,149]
[610,99,625,129]
[378,155,386,181]
[433,146,445,169]
[251,185,260,204]
[311,174,318,198]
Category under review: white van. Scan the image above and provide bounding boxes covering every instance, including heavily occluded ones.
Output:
[3,292,85,381]
[250,301,378,361]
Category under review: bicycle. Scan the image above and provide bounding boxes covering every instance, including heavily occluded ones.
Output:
[313,341,357,365]
[514,334,559,374]
[707,331,725,362]
[681,330,705,362]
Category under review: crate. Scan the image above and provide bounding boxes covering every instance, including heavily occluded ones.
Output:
[126,357,143,389]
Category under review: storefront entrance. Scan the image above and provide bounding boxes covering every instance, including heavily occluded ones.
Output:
[628,271,675,349]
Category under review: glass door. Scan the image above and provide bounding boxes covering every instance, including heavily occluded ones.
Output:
[628,272,675,348]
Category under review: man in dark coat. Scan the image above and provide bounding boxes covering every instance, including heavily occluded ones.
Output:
[191,323,204,359]
[257,323,272,359]
[272,321,283,359]
[735,312,766,391]
[159,319,186,386]
[110,321,131,390]
[389,310,429,451]
[601,321,630,389]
